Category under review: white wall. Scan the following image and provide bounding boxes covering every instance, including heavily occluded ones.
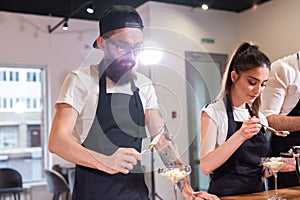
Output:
[0,11,102,164]
[239,0,300,61]
[0,10,102,113]
[1,0,299,198]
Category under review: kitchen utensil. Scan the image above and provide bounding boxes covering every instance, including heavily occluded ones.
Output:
[141,134,161,154]
[245,103,289,137]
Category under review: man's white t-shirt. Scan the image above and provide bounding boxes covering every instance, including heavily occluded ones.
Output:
[261,51,300,116]
[56,65,159,143]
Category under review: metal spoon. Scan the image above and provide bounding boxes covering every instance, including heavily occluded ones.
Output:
[245,103,290,137]
[260,123,290,137]
[141,134,161,154]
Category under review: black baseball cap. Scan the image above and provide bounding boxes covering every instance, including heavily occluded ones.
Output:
[93,5,144,48]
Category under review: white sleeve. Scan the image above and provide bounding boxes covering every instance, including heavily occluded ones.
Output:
[144,83,159,110]
[137,73,159,110]
[200,100,228,158]
[259,111,269,127]
[56,72,88,114]
[262,53,300,116]
[261,60,290,116]
[200,110,218,159]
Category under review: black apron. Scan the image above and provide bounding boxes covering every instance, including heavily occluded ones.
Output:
[72,69,149,200]
[269,99,300,189]
[207,98,270,197]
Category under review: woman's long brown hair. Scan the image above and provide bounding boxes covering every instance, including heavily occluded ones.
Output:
[218,42,271,117]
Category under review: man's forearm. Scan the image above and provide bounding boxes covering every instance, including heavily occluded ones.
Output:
[146,109,190,192]
[157,125,182,165]
[157,126,189,192]
[158,145,182,166]
[267,114,300,132]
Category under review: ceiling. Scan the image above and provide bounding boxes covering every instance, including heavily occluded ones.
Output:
[0,0,271,21]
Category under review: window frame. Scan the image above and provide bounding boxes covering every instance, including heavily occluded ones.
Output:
[0,63,49,183]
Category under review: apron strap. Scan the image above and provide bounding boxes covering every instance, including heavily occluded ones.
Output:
[130,79,145,129]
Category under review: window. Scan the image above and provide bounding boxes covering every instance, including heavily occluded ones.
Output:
[8,71,19,81]
[0,71,6,81]
[9,98,13,109]
[27,72,40,82]
[0,65,48,183]
[26,98,30,109]
[9,71,13,81]
[33,99,37,109]
[3,98,7,109]
[16,72,19,81]
[0,126,18,148]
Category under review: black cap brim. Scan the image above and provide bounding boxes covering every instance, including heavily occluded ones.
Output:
[92,5,143,49]
[93,39,98,49]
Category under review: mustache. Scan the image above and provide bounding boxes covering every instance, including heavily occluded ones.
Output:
[105,58,137,84]
[120,58,136,66]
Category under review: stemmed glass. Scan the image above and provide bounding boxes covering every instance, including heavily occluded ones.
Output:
[261,157,287,200]
[158,164,191,200]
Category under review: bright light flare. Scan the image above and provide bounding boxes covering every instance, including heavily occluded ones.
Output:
[138,49,163,65]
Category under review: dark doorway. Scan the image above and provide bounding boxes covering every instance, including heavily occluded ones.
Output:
[185,51,227,190]
[28,125,41,147]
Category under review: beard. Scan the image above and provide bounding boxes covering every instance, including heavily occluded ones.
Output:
[105,57,137,85]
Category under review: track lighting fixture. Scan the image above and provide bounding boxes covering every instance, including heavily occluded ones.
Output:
[86,3,95,14]
[201,3,209,10]
[48,17,68,33]
[62,21,69,31]
[47,1,94,33]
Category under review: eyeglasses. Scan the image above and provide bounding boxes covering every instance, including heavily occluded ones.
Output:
[106,39,144,56]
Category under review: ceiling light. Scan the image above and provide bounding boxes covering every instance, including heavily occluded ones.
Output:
[252,4,258,10]
[201,4,209,10]
[86,3,95,14]
[47,1,93,33]
[63,21,69,31]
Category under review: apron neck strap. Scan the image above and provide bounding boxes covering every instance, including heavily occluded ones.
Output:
[224,96,234,120]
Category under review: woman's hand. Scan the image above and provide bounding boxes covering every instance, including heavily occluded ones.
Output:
[192,191,220,200]
[181,177,219,200]
[237,117,262,140]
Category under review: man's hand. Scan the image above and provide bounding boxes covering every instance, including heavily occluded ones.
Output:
[280,157,296,172]
[99,148,141,174]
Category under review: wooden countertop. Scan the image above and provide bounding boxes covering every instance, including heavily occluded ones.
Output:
[220,186,300,200]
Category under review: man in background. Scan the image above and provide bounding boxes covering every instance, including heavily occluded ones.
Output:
[261,51,300,188]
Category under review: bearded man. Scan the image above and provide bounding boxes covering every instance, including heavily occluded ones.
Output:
[48,5,219,200]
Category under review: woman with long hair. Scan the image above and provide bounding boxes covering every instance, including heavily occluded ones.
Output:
[199,42,271,196]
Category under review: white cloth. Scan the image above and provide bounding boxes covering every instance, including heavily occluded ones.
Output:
[261,51,300,116]
[200,99,268,158]
[56,64,159,143]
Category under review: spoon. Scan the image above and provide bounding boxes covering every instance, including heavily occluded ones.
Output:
[245,103,290,137]
[260,123,290,137]
[141,134,161,154]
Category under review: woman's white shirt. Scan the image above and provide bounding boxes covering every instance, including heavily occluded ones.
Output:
[200,99,268,159]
